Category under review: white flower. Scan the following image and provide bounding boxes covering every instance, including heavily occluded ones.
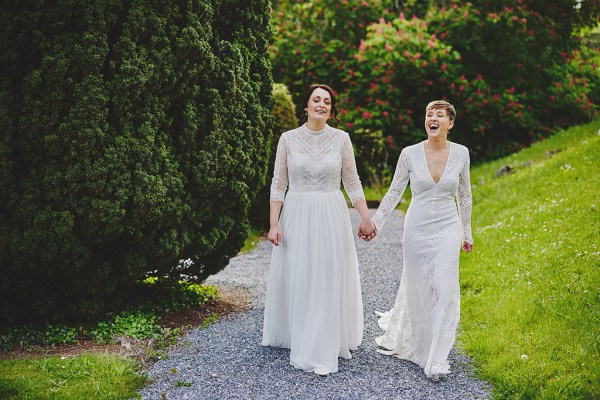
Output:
[521,354,528,360]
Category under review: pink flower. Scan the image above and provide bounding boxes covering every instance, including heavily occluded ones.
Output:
[404,50,410,57]
[346,122,355,128]
[370,83,377,91]
[362,111,372,119]
[508,86,515,94]
[385,43,392,51]
[441,63,448,71]
[421,60,428,68]
[359,39,366,53]
[383,111,389,118]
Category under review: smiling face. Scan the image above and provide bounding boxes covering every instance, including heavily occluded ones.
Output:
[425,106,454,139]
[304,87,332,124]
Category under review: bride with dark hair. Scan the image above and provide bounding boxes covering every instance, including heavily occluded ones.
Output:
[262,84,376,376]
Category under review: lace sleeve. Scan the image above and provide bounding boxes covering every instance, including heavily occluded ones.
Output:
[457,149,473,244]
[341,133,365,206]
[372,149,410,231]
[270,134,288,203]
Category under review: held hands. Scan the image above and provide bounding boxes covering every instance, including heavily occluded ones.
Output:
[358,218,377,242]
[268,224,282,246]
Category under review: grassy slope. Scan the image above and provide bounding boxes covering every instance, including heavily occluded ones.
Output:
[459,119,600,399]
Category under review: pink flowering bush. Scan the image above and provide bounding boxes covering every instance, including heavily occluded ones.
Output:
[271,0,599,183]
[426,0,598,139]
[339,15,546,170]
[271,0,395,108]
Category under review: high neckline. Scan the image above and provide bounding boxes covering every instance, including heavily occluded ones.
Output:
[300,123,331,136]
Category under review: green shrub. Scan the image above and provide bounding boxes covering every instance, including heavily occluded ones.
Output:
[249,83,298,230]
[338,16,464,180]
[0,0,273,323]
[271,0,599,183]
[422,0,598,155]
[88,310,166,344]
[271,0,395,113]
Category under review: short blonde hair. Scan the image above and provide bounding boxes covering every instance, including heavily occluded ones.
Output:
[426,100,456,121]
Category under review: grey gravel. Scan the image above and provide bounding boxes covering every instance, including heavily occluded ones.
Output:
[139,210,492,399]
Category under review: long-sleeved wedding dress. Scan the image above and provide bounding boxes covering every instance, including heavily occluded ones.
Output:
[372,141,472,378]
[262,123,364,374]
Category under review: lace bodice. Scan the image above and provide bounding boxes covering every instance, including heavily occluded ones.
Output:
[270,124,365,206]
[372,141,473,244]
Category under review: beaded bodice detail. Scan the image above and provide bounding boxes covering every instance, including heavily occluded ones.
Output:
[270,124,365,205]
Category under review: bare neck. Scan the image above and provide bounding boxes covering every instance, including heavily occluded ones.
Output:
[425,137,449,151]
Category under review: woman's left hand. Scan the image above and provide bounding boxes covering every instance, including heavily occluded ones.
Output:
[358,218,377,241]
[462,241,473,252]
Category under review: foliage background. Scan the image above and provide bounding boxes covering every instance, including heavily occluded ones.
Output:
[0,0,273,323]
[249,83,298,230]
[270,0,599,183]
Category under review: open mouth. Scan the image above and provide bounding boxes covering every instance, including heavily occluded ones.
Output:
[429,123,439,130]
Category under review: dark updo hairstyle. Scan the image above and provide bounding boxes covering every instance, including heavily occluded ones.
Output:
[301,84,340,126]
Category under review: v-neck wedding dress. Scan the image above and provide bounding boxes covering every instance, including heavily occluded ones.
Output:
[372,141,473,378]
[262,124,364,374]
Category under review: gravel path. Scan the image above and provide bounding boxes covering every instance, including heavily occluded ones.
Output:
[139,210,492,399]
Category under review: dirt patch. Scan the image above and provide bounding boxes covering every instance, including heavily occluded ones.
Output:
[0,285,253,367]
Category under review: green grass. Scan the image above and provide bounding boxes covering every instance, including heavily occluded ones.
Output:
[240,227,265,253]
[0,281,220,399]
[0,354,146,400]
[458,119,600,399]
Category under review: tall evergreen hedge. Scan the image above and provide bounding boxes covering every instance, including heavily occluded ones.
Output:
[249,83,298,230]
[0,0,273,323]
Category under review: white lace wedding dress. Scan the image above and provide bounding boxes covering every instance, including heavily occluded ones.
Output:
[372,141,472,378]
[262,123,364,374]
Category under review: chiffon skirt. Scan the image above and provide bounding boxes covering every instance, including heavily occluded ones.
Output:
[262,190,363,374]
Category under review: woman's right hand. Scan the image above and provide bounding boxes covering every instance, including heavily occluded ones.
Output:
[268,225,282,246]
